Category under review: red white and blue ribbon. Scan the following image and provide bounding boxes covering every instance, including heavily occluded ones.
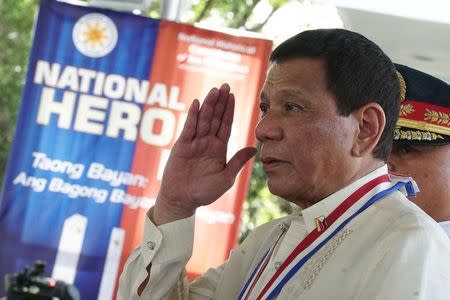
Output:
[388,171,420,197]
[238,173,418,300]
[238,231,285,300]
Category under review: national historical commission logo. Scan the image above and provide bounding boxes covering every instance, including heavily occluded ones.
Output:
[72,13,118,58]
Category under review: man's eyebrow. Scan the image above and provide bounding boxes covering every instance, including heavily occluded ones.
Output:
[260,88,306,101]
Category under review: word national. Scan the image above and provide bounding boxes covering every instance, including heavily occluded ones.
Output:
[33,60,188,147]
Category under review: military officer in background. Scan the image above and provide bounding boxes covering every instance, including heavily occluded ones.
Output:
[389,64,450,237]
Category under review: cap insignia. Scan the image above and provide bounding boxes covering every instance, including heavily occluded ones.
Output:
[396,70,407,103]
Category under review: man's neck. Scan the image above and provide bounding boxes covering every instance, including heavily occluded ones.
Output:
[296,161,386,209]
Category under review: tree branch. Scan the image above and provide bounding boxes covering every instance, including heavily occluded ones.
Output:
[230,0,261,28]
[246,6,279,32]
[194,0,215,22]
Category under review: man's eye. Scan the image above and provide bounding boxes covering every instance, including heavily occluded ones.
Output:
[259,103,269,115]
[285,102,302,111]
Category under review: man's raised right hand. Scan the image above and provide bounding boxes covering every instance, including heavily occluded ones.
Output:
[152,84,257,225]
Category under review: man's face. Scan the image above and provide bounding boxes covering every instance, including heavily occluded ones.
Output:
[255,58,358,207]
[388,143,450,222]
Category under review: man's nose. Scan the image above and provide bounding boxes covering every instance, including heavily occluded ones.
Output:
[255,115,283,142]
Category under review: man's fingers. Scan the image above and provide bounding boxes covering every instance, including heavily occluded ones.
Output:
[217,93,235,142]
[209,84,230,136]
[225,147,257,180]
[178,99,199,142]
[196,87,220,137]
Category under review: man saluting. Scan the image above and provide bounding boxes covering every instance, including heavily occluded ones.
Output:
[118,29,450,299]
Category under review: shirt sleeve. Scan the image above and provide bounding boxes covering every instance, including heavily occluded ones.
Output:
[355,213,450,300]
[117,211,196,300]
[117,210,232,300]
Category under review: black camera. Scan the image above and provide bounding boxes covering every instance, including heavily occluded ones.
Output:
[4,261,80,300]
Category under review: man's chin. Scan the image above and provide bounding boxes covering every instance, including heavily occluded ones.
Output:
[267,180,294,200]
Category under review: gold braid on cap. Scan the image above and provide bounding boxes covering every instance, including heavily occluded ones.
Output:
[396,70,407,102]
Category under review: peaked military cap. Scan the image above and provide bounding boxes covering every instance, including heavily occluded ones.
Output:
[394,63,450,144]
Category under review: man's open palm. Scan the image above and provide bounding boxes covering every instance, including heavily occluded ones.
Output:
[153,84,256,224]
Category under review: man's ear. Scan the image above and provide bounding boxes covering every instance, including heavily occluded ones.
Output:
[351,103,385,157]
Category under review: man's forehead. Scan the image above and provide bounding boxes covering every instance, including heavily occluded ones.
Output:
[259,59,326,102]
[259,86,307,101]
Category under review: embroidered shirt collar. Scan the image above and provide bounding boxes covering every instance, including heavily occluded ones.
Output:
[301,165,388,234]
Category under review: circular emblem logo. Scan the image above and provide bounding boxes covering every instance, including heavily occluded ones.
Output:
[73,13,118,58]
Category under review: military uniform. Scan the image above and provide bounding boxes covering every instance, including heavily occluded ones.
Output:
[394,64,450,237]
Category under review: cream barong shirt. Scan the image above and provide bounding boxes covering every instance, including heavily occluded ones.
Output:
[118,166,450,299]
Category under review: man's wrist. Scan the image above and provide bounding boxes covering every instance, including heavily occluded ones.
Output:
[150,200,196,226]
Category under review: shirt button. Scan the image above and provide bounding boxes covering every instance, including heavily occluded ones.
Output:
[274,262,282,270]
[147,241,156,250]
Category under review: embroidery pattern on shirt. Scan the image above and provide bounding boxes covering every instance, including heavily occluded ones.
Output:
[302,228,353,290]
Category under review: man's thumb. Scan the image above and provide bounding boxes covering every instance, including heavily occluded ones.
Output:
[225,147,257,180]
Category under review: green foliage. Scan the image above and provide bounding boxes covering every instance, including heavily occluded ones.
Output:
[146,0,162,18]
[0,0,37,185]
[188,0,289,30]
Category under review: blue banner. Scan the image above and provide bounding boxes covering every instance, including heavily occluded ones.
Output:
[1,0,273,298]
[0,0,159,298]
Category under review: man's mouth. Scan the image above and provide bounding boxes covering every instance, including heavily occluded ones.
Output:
[261,156,286,171]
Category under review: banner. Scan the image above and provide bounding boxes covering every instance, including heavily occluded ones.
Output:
[0,0,272,299]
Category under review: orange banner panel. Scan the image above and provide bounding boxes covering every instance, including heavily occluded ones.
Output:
[119,20,272,281]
